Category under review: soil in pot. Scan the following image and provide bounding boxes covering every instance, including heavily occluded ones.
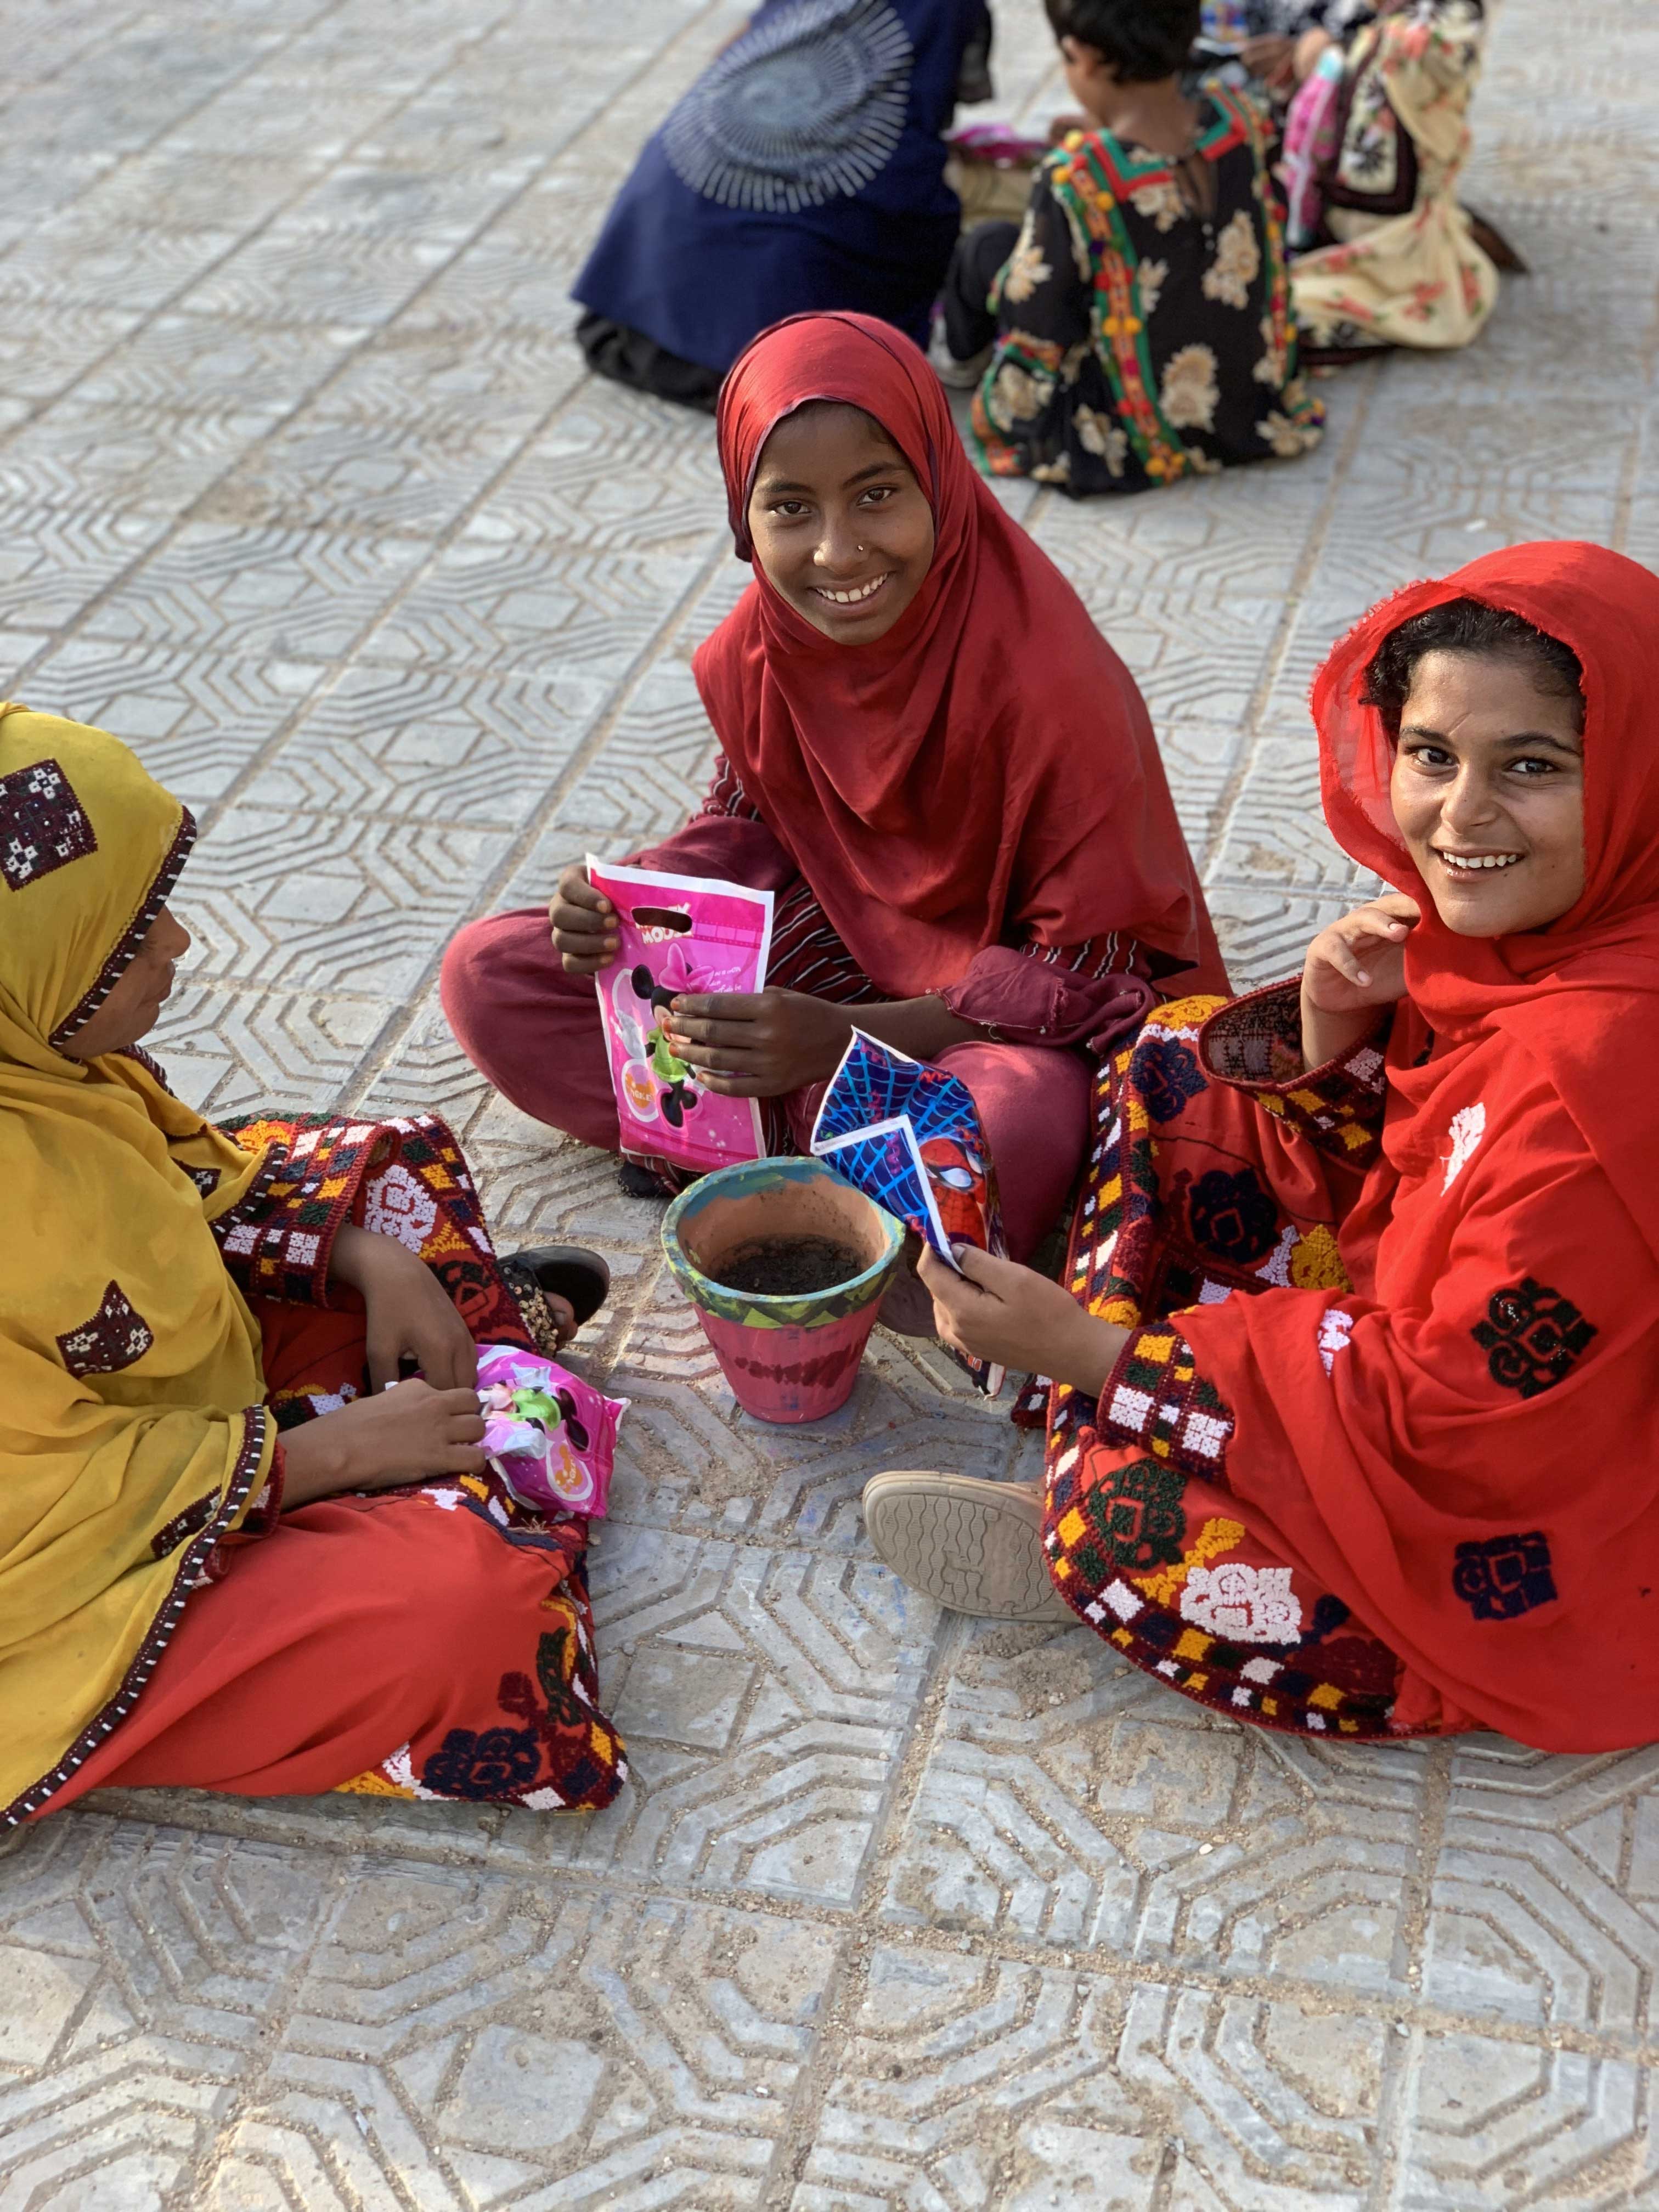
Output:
[708,1234,867,1298]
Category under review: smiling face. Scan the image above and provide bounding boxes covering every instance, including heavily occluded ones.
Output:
[745,402,936,645]
[1387,651,1587,938]
[60,904,191,1059]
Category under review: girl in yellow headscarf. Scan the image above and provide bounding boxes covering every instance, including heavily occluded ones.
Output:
[1,705,624,1822]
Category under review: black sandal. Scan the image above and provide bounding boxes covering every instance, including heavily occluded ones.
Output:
[502,1244,611,1328]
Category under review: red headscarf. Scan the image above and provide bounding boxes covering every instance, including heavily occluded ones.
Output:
[1315,538,1659,1262]
[1176,540,1659,1748]
[692,312,1223,998]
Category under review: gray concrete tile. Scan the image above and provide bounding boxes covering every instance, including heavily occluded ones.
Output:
[489,1528,944,1908]
[3,0,1655,2198]
[879,1616,1429,1993]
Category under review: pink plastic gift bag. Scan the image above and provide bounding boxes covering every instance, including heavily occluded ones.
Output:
[587,858,775,1172]
[473,1342,627,1519]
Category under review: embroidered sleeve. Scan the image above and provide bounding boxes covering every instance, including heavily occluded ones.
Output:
[1199,979,1390,1169]
[697,754,765,823]
[1098,1320,1237,1479]
[210,1113,490,1308]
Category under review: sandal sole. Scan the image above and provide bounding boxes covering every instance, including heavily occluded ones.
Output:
[863,1475,1075,1623]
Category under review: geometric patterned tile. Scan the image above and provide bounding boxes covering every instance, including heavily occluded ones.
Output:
[356,541,708,682]
[238,662,609,826]
[0,400,264,518]
[0,504,170,641]
[1423,1740,1659,2045]
[18,637,327,811]
[71,313,364,421]
[76,526,429,662]
[881,1619,1427,1993]
[231,1884,839,2212]
[495,1528,943,1908]
[797,1950,1388,2211]
[1394,2029,1659,2211]
[171,807,512,997]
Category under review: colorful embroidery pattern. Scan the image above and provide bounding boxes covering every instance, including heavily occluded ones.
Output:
[56,1280,155,1378]
[1034,987,1414,1741]
[1201,983,1390,1166]
[1188,1165,1280,1265]
[213,1112,515,1333]
[338,1606,625,1813]
[149,1493,219,1560]
[0,756,97,891]
[1452,1531,1558,1621]
[1472,1278,1596,1399]
[973,88,1319,493]
[1103,1323,1235,1477]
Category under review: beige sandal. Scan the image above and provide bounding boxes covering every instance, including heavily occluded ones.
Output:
[861,1471,1075,1623]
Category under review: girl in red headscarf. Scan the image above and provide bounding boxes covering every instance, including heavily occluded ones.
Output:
[443,312,1222,1294]
[864,540,1659,1753]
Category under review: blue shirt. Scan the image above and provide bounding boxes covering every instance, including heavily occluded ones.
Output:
[573,0,984,372]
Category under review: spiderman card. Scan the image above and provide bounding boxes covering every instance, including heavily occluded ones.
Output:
[809,1031,1006,1395]
[588,859,775,1171]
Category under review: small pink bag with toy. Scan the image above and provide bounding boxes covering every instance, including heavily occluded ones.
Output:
[473,1342,627,1519]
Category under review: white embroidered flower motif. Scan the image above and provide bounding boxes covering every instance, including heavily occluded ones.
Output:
[1130,179,1186,232]
[1075,407,1129,475]
[991,358,1047,422]
[1257,409,1322,458]
[363,1160,439,1252]
[1318,1307,1355,1375]
[1201,208,1261,309]
[1159,342,1220,431]
[1136,256,1168,319]
[1033,453,1072,484]
[1000,229,1052,304]
[1182,1561,1303,1644]
[1442,1101,1487,1191]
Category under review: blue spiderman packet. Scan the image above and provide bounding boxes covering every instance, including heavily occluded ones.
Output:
[809,1031,1007,1395]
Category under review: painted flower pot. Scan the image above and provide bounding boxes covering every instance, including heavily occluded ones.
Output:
[661,1158,902,1424]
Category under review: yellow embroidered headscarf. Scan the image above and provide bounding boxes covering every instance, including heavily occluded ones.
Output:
[1,705,279,1824]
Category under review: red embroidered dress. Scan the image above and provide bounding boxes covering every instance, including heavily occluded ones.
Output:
[1041,543,1659,1753]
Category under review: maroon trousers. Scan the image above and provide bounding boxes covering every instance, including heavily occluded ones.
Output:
[441,907,1092,1262]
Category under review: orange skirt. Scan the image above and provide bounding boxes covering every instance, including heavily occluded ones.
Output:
[43,1284,625,1815]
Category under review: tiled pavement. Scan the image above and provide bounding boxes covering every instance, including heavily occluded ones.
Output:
[2,0,1657,2203]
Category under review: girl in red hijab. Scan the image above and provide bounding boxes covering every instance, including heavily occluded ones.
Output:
[443,313,1222,1282]
[865,540,1659,1753]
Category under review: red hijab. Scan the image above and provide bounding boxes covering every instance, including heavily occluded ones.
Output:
[693,312,1223,999]
[1316,538,1659,1263]
[1178,540,1659,1748]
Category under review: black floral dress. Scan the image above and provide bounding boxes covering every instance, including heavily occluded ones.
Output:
[973,88,1323,496]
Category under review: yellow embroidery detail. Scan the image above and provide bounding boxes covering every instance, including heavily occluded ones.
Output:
[333,1769,416,1799]
[1290,1223,1351,1291]
[1309,1681,1344,1711]
[1152,994,1227,1030]
[1134,1515,1246,1605]
[1175,1628,1212,1662]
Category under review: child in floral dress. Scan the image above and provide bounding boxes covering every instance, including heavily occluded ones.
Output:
[935,0,1323,494]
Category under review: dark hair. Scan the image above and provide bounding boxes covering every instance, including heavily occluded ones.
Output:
[1361,597,1585,740]
[1042,0,1201,82]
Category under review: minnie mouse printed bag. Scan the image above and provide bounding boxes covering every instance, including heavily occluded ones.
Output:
[587,858,776,1172]
[473,1342,628,1519]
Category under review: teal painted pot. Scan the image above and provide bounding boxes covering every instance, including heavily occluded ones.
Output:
[662,1158,902,1423]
